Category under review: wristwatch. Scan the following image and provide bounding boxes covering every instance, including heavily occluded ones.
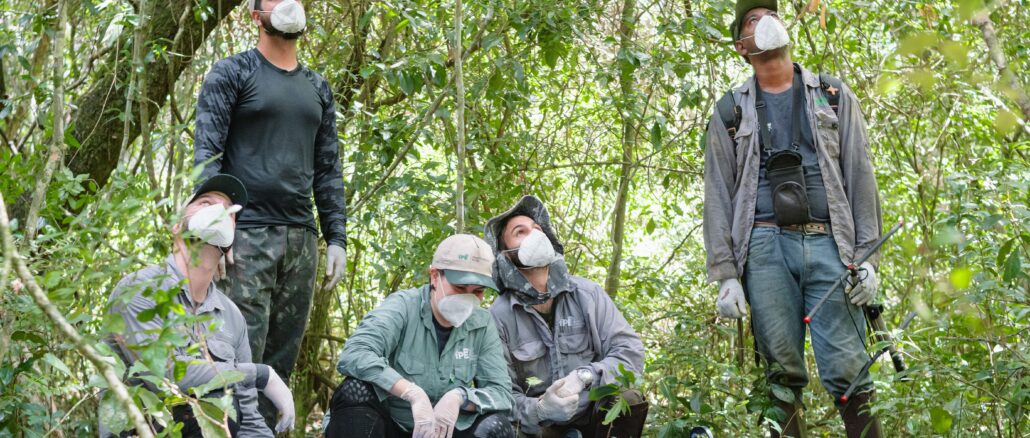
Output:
[576,368,594,386]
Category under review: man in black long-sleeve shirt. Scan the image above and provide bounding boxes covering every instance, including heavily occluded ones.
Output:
[192,0,346,425]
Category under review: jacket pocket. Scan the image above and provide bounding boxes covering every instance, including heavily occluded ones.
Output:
[206,338,236,363]
[511,340,548,392]
[814,108,840,160]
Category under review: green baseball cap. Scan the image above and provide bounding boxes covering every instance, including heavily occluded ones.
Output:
[732,0,778,42]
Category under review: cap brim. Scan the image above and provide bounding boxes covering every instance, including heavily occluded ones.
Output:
[192,174,249,207]
[443,270,498,291]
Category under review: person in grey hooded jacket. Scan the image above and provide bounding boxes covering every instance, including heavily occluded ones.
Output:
[485,195,647,437]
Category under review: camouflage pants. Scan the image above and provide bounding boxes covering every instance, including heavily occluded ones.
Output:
[220,225,318,379]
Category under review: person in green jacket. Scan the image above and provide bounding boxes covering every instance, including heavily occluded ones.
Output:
[327,234,515,438]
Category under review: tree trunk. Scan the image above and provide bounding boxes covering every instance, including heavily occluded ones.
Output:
[604,0,638,296]
[64,0,239,190]
[453,0,466,233]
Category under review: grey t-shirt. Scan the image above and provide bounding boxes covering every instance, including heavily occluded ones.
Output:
[755,86,830,222]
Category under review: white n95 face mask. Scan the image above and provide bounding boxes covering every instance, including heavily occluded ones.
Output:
[740,15,790,55]
[265,0,306,33]
[503,229,558,268]
[438,293,481,327]
[187,204,242,249]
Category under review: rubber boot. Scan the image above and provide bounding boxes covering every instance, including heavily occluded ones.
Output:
[839,391,883,438]
[770,400,806,438]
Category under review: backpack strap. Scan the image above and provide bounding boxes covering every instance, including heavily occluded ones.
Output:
[818,72,843,114]
[716,90,742,140]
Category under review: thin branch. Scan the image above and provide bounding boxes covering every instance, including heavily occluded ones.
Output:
[24,0,69,241]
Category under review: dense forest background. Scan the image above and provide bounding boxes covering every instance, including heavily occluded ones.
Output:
[0,0,1027,435]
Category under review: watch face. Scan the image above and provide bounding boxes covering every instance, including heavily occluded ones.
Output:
[577,369,593,383]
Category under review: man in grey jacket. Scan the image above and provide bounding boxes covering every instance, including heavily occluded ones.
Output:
[485,196,647,437]
[103,175,294,437]
[702,1,883,436]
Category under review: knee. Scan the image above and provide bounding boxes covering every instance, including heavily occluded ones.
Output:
[325,406,386,438]
[471,412,515,438]
[331,378,379,408]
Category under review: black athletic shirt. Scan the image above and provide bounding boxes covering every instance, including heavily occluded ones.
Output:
[193,49,347,248]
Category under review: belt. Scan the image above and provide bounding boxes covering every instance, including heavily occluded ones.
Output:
[754,221,828,235]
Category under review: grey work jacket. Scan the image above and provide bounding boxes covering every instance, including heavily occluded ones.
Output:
[702,65,883,283]
[105,255,271,437]
[489,275,644,433]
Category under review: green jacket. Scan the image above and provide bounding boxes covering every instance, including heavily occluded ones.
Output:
[337,285,513,431]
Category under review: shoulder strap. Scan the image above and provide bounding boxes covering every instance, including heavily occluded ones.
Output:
[818,72,843,114]
[716,90,741,139]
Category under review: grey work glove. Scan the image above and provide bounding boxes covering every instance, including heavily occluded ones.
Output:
[324,244,346,291]
[717,278,747,319]
[845,261,878,306]
[262,368,295,433]
[400,384,435,438]
[554,369,590,398]
[431,389,465,438]
[536,378,579,423]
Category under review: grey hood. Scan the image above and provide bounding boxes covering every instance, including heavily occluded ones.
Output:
[484,195,573,305]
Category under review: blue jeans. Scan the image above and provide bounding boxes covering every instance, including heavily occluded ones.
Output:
[744,225,872,398]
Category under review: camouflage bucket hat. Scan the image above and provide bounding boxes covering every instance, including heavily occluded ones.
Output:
[732,0,778,41]
[483,195,564,256]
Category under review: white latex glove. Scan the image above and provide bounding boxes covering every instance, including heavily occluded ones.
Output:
[845,261,878,306]
[431,389,464,438]
[399,384,435,437]
[717,278,748,319]
[536,378,579,423]
[324,244,346,291]
[216,248,234,280]
[262,368,295,434]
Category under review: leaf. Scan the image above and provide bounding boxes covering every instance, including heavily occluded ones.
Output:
[602,398,629,425]
[191,370,244,398]
[191,399,232,438]
[770,384,795,404]
[98,391,131,434]
[1002,250,1022,283]
[43,353,72,377]
[525,376,543,387]
[650,121,663,150]
[930,407,953,433]
[11,330,47,346]
[589,383,620,401]
[949,267,973,290]
[174,359,188,382]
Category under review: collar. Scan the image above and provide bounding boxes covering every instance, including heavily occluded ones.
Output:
[502,259,576,309]
[735,62,820,96]
[164,254,225,313]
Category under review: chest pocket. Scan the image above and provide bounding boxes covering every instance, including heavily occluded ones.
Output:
[206,337,237,363]
[451,344,478,383]
[511,340,548,394]
[814,107,840,161]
